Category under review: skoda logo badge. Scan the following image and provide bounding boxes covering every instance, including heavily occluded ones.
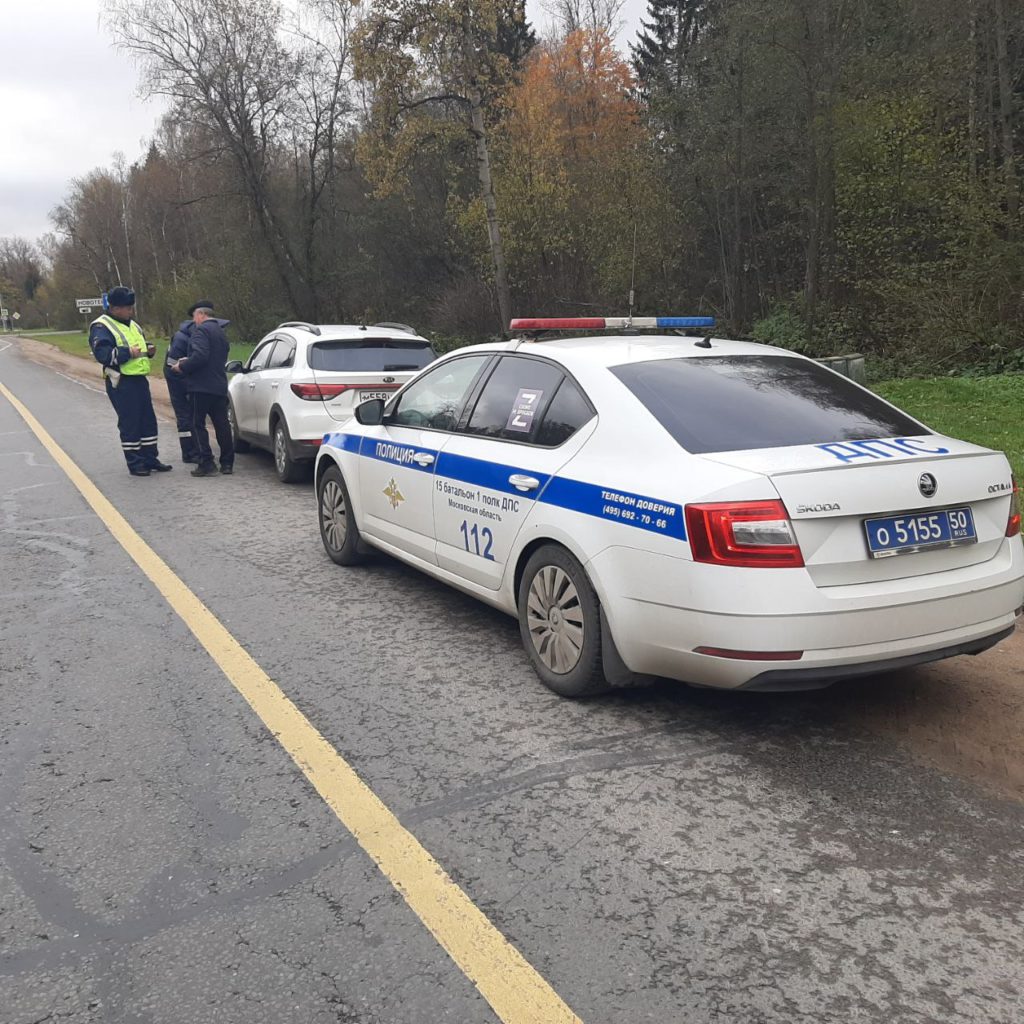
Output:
[918,472,938,498]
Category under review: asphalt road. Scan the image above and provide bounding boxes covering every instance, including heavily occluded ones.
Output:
[2,340,1023,1024]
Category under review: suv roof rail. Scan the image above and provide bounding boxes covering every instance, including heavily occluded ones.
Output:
[371,321,417,335]
[277,321,322,336]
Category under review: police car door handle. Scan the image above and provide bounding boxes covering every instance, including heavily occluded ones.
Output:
[412,452,435,466]
[509,474,540,492]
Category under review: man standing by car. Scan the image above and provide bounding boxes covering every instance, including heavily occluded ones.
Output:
[171,301,234,476]
[88,285,172,477]
[164,306,200,463]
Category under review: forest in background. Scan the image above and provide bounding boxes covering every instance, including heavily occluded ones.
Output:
[2,0,1024,377]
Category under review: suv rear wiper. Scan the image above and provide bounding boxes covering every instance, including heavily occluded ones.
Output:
[383,363,421,371]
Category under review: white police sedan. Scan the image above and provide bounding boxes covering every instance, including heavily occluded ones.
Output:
[314,316,1024,697]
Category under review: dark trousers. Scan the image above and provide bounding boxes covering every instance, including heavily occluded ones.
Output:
[105,375,160,472]
[191,392,234,468]
[164,367,198,461]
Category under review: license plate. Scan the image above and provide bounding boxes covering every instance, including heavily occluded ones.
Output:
[864,507,977,558]
[353,390,393,403]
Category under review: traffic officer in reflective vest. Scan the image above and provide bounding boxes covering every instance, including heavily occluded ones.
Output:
[88,286,172,476]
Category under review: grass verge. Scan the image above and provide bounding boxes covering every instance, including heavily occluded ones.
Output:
[18,329,254,367]
[876,375,1023,479]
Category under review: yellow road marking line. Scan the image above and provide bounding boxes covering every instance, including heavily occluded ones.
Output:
[0,379,582,1024]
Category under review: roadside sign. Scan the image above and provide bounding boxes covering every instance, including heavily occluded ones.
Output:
[76,298,104,310]
[12,312,20,320]
[0,309,7,317]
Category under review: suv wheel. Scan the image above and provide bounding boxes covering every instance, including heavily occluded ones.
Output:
[228,401,250,452]
[273,418,306,483]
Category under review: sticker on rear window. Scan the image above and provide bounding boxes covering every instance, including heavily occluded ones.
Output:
[505,388,544,433]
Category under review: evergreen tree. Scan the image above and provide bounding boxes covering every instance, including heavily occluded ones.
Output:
[495,0,538,69]
[631,0,710,93]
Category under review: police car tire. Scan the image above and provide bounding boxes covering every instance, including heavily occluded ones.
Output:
[228,401,250,453]
[317,465,365,566]
[273,418,306,483]
[517,544,611,698]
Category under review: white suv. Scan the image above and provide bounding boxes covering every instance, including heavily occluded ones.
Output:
[227,321,436,482]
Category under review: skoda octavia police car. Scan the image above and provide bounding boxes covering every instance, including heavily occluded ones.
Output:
[314,316,1023,697]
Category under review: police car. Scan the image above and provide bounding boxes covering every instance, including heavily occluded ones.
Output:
[314,316,1024,697]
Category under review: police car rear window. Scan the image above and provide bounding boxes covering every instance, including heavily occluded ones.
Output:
[611,355,926,453]
[309,339,434,373]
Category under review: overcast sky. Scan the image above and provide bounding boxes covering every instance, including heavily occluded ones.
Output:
[1,0,648,245]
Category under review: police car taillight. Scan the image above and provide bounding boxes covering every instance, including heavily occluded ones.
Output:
[1008,476,1021,538]
[686,500,804,568]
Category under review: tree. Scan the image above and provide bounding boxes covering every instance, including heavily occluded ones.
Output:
[484,29,681,313]
[354,0,535,332]
[107,0,358,318]
[631,0,711,93]
[542,0,625,37]
[0,238,44,301]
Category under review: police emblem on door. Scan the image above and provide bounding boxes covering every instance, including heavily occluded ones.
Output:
[383,477,405,509]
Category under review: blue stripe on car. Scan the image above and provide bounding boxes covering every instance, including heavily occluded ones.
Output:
[322,433,686,540]
[358,436,439,472]
[436,451,553,497]
[540,477,686,540]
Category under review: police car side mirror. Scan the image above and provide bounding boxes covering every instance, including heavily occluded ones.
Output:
[225,360,244,374]
[355,398,385,426]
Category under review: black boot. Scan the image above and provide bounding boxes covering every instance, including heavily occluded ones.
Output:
[191,462,217,477]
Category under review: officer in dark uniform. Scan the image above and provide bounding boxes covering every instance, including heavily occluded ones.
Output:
[165,308,200,463]
[171,301,234,476]
[88,286,172,477]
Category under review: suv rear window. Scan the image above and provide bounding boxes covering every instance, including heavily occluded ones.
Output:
[611,355,927,453]
[309,339,434,373]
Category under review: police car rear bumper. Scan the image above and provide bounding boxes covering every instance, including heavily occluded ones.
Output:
[736,623,1014,692]
[589,539,1024,689]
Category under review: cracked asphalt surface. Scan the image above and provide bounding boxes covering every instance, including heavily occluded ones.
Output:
[2,340,1023,1023]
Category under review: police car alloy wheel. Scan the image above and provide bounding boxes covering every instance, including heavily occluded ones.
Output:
[518,545,610,697]
[318,465,364,566]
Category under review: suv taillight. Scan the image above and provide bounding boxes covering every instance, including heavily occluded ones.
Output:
[1008,476,1021,538]
[290,382,352,401]
[686,500,804,568]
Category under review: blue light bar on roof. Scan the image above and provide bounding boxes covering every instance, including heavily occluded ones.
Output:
[509,315,716,331]
[654,316,716,329]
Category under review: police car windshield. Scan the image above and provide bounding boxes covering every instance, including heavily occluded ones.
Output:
[309,339,434,373]
[611,355,927,454]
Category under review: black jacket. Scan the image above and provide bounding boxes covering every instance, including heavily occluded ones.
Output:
[167,320,193,362]
[177,318,231,395]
